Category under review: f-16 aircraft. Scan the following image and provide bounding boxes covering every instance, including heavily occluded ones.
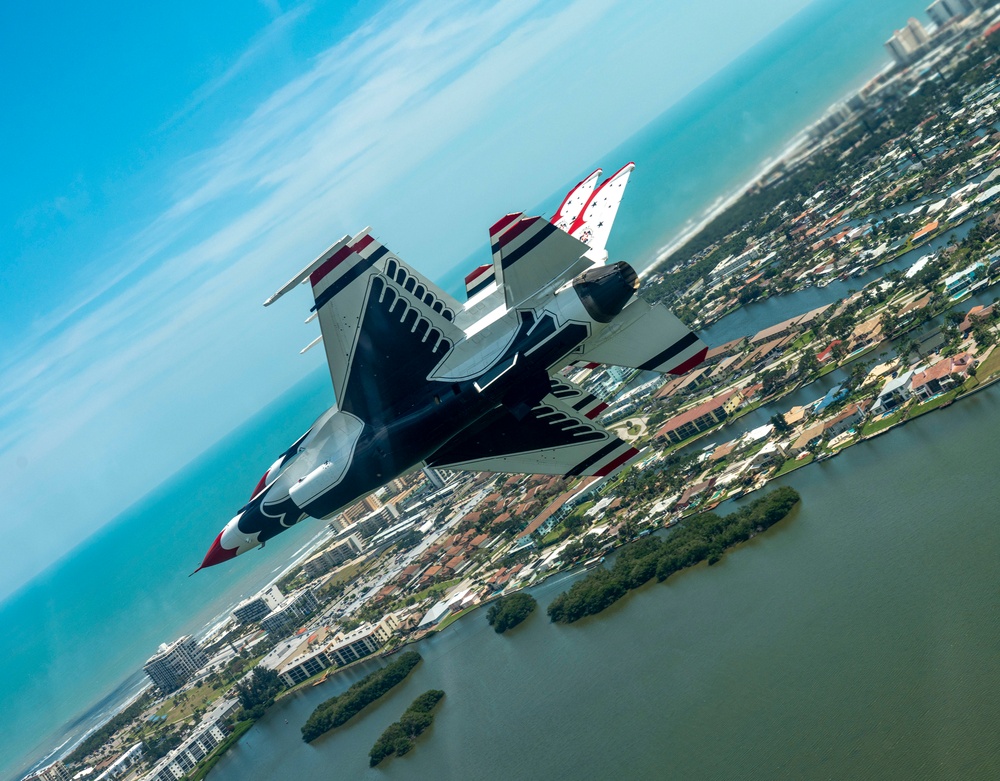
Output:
[197,163,707,570]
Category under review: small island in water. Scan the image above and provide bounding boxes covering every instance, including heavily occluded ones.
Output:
[486,592,537,633]
[369,689,445,766]
[301,651,421,743]
[548,487,800,624]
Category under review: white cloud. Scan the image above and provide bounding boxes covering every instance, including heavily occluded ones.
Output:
[0,0,811,598]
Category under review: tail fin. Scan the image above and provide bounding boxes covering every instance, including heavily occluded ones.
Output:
[568,162,634,255]
[551,168,601,233]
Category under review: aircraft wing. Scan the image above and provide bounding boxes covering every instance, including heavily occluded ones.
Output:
[427,377,639,478]
[574,298,708,375]
[266,231,464,419]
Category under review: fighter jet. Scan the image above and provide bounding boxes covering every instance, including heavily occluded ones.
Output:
[197,163,707,570]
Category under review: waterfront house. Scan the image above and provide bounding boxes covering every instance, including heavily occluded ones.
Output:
[675,479,715,511]
[872,369,916,415]
[849,316,883,353]
[909,353,975,401]
[822,400,870,437]
[944,262,985,298]
[816,339,842,364]
[789,422,825,457]
[783,405,808,427]
[751,442,786,470]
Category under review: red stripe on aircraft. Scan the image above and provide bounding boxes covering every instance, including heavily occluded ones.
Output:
[497,216,538,248]
[250,472,269,501]
[351,234,375,255]
[585,402,608,420]
[465,264,493,284]
[668,346,708,376]
[596,447,639,477]
[309,245,353,286]
[310,235,377,287]
[198,531,239,570]
[489,212,522,237]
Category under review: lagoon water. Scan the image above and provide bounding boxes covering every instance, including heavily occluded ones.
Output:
[210,381,1000,781]
[0,0,982,778]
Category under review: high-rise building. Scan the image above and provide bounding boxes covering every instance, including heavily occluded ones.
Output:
[927,0,974,25]
[301,535,364,578]
[232,584,284,624]
[260,588,321,636]
[422,466,446,491]
[885,18,931,66]
[143,635,209,694]
[340,494,383,525]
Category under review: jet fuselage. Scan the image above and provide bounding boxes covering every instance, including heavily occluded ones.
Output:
[198,262,639,568]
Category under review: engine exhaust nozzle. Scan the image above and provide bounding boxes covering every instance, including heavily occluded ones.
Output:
[571,261,639,323]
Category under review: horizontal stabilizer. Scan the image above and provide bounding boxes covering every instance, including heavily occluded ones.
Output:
[428,378,639,478]
[569,162,634,254]
[490,214,593,307]
[465,263,495,300]
[576,299,707,375]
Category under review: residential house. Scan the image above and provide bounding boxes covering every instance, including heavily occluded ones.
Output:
[822,401,870,437]
[789,422,825,456]
[959,304,995,335]
[910,353,975,401]
[872,369,916,415]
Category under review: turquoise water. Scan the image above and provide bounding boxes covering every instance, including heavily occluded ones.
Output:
[2,0,942,777]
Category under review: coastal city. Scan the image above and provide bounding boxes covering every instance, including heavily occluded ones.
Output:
[21,2,1000,780]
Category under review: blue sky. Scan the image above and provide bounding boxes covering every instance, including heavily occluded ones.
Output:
[0,0,815,601]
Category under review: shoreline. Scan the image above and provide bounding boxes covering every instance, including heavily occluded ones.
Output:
[639,62,896,279]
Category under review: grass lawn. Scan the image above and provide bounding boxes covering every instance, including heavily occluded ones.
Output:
[408,578,462,604]
[316,559,367,598]
[661,423,725,455]
[774,454,814,477]
[908,390,958,419]
[861,408,906,437]
[975,347,1000,379]
[156,681,228,725]
[789,331,816,350]
[436,605,478,631]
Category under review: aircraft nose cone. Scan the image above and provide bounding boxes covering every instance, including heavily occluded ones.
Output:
[195,531,238,572]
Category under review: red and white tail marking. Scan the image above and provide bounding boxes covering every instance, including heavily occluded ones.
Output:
[551,168,601,233]
[464,263,495,300]
[569,162,635,253]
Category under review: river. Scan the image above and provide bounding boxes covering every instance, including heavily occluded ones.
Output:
[701,219,978,346]
[209,378,1000,780]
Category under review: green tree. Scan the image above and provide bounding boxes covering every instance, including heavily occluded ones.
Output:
[486,593,538,634]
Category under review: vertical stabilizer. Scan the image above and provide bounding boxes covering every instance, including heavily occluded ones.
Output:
[568,162,634,254]
[551,168,601,233]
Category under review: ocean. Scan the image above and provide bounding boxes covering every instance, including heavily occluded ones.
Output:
[1,0,943,777]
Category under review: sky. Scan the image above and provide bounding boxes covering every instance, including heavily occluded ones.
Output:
[0,0,816,602]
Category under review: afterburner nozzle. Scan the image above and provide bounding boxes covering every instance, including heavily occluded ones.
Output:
[571,261,639,323]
